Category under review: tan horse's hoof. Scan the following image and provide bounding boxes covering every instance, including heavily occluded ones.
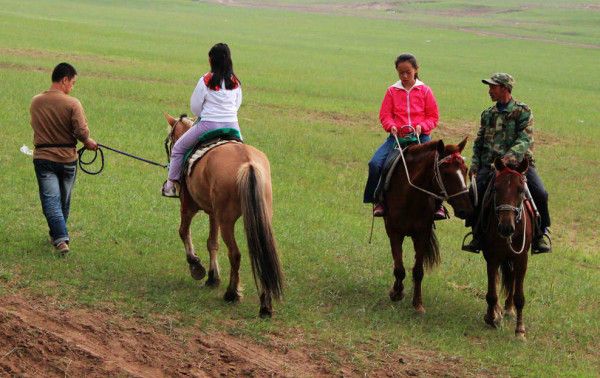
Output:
[515,332,527,341]
[189,263,206,281]
[414,305,426,315]
[224,290,241,303]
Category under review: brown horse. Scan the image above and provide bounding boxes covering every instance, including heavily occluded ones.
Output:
[164,113,283,318]
[479,158,533,339]
[384,138,473,313]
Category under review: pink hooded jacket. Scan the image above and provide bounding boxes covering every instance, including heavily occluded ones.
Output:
[379,79,439,136]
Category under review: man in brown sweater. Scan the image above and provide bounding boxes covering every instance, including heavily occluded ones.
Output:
[30,62,97,255]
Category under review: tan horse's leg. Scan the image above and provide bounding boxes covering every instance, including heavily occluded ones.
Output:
[484,262,503,328]
[411,236,426,314]
[221,220,242,302]
[388,233,406,302]
[514,259,528,339]
[179,194,206,281]
[205,215,221,287]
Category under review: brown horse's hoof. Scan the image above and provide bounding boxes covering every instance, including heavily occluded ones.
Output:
[259,307,273,319]
[389,289,405,302]
[503,306,516,318]
[223,290,241,303]
[189,262,206,281]
[414,304,426,315]
[484,313,502,328]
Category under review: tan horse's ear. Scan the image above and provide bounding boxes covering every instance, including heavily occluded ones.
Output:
[163,112,177,127]
[458,137,468,153]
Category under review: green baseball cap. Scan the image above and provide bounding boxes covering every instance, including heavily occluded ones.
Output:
[482,73,514,90]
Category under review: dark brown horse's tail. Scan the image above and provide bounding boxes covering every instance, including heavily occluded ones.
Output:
[423,229,441,270]
[500,260,514,295]
[237,163,284,300]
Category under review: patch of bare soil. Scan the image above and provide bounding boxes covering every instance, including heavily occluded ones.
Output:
[0,293,485,377]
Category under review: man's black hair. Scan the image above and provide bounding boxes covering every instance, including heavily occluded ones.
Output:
[51,62,77,83]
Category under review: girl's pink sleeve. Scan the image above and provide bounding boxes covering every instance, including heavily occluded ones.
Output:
[420,88,439,134]
[379,89,396,132]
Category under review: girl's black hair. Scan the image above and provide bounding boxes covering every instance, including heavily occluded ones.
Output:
[207,43,240,90]
[395,53,419,79]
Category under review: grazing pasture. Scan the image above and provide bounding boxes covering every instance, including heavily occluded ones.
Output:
[0,0,598,375]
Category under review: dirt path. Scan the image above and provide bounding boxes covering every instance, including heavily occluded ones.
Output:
[0,293,484,377]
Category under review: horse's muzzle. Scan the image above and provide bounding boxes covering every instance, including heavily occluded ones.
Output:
[498,222,515,238]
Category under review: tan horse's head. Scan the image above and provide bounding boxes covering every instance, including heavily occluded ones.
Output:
[164,112,195,143]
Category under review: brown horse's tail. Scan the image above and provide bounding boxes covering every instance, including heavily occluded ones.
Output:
[423,229,441,270]
[237,163,284,300]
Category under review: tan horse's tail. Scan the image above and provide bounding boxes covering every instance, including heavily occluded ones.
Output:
[237,163,284,300]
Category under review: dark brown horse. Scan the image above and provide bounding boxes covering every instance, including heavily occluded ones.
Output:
[164,113,283,318]
[479,158,533,339]
[384,138,473,313]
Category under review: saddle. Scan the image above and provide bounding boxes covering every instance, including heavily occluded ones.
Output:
[374,134,419,203]
[181,128,243,179]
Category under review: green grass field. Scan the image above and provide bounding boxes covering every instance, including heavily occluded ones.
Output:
[1,0,599,375]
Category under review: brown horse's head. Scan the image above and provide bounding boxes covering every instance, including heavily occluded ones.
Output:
[164,112,194,143]
[493,157,529,238]
[436,137,473,220]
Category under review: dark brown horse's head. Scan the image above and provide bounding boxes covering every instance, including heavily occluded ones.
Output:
[436,137,473,220]
[493,157,529,238]
[164,112,194,143]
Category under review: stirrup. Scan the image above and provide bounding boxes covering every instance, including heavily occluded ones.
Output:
[161,180,180,198]
[532,232,552,254]
[461,232,481,253]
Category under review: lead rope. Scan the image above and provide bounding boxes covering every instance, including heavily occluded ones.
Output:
[506,203,528,254]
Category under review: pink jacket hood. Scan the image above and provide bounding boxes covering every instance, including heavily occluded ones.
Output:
[379,79,439,135]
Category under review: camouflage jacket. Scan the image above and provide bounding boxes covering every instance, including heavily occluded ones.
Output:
[471,99,534,172]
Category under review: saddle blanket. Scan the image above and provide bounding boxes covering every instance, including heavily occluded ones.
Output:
[187,140,241,176]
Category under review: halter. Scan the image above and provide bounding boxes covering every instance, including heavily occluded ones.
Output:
[493,167,528,254]
[392,133,469,202]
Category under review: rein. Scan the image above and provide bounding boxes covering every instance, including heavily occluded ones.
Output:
[78,143,168,175]
[392,133,469,201]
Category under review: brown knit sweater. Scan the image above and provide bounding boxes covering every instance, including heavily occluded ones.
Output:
[30,89,90,163]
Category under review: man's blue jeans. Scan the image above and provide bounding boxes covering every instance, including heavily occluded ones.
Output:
[33,159,77,245]
[363,134,431,203]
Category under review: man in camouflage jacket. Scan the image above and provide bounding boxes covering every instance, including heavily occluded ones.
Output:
[464,73,551,253]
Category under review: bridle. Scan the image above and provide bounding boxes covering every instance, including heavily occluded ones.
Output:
[392,133,469,202]
[164,116,187,164]
[494,167,528,254]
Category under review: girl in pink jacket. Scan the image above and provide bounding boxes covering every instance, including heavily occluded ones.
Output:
[364,54,443,217]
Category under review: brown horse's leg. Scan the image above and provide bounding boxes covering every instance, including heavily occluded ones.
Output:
[179,195,206,281]
[221,220,242,302]
[388,233,406,302]
[205,215,221,287]
[514,259,528,339]
[411,236,426,314]
[484,262,502,328]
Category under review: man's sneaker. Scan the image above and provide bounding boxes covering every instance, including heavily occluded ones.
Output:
[55,241,69,255]
[532,233,552,254]
[434,205,449,221]
[373,203,385,217]
[161,180,180,198]
[461,232,481,253]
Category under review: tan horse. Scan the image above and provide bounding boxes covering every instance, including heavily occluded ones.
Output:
[164,113,283,318]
